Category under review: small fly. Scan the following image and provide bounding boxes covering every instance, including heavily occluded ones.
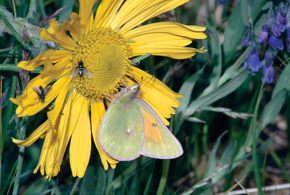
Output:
[32,85,51,103]
[70,60,92,78]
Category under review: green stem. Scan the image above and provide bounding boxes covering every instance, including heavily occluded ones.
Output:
[0,76,2,192]
[25,0,37,21]
[156,160,170,195]
[251,84,265,195]
[12,146,25,195]
[143,160,155,195]
[0,10,33,51]
[0,64,42,74]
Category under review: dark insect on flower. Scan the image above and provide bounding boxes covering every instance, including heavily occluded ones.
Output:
[262,66,274,84]
[269,35,284,50]
[70,60,92,78]
[32,85,52,103]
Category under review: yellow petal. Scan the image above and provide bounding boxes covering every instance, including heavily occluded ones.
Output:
[127,66,184,124]
[70,96,91,177]
[124,22,207,40]
[39,20,77,50]
[96,0,124,28]
[63,12,82,41]
[17,50,72,71]
[79,0,98,33]
[91,98,118,170]
[111,0,189,33]
[33,128,57,177]
[15,73,71,117]
[94,0,124,28]
[129,33,192,47]
[40,57,72,77]
[52,89,79,173]
[12,120,50,146]
[47,80,71,129]
[132,45,206,59]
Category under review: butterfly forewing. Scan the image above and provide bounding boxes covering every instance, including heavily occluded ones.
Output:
[99,101,144,161]
[135,98,183,159]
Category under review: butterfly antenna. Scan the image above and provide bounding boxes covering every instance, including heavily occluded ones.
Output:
[118,75,129,88]
[140,75,155,90]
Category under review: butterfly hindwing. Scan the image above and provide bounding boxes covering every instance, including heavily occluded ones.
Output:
[134,98,183,159]
[99,100,145,161]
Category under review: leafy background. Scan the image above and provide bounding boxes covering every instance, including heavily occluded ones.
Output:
[0,0,289,194]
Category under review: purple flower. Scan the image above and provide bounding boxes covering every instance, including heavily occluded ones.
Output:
[269,35,284,50]
[242,29,251,46]
[276,12,286,32]
[243,48,263,73]
[265,48,274,68]
[261,66,274,84]
[258,27,268,44]
[271,23,281,37]
[217,0,226,4]
[287,27,290,53]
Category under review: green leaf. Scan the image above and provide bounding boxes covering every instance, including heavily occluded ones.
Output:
[80,166,98,195]
[184,70,250,118]
[58,0,75,22]
[272,64,290,98]
[206,131,228,177]
[202,25,222,94]
[223,1,246,57]
[260,89,287,129]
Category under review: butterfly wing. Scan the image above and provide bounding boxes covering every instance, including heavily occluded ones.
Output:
[99,101,145,161]
[134,98,183,159]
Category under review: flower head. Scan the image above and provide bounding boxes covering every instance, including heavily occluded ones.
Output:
[269,34,284,50]
[243,46,262,73]
[262,66,274,84]
[258,26,269,44]
[10,0,206,179]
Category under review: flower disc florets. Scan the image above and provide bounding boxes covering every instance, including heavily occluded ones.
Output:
[71,28,132,99]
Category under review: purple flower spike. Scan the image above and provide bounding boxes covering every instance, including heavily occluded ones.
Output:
[276,12,286,32]
[287,27,290,53]
[265,48,274,68]
[271,23,281,37]
[269,35,284,50]
[262,66,274,84]
[258,27,268,44]
[244,48,263,73]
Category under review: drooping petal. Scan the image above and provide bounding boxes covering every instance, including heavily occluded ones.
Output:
[70,96,91,177]
[124,22,207,40]
[39,20,77,50]
[94,0,124,28]
[78,0,98,33]
[33,128,58,178]
[17,50,72,71]
[47,77,72,129]
[12,120,50,146]
[63,12,82,41]
[91,98,118,170]
[51,89,80,174]
[111,0,189,33]
[40,57,72,77]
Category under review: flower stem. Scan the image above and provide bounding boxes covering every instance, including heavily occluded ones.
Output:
[156,160,170,195]
[12,146,25,195]
[0,10,33,51]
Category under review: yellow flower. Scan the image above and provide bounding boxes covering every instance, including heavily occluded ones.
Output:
[11,0,206,179]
